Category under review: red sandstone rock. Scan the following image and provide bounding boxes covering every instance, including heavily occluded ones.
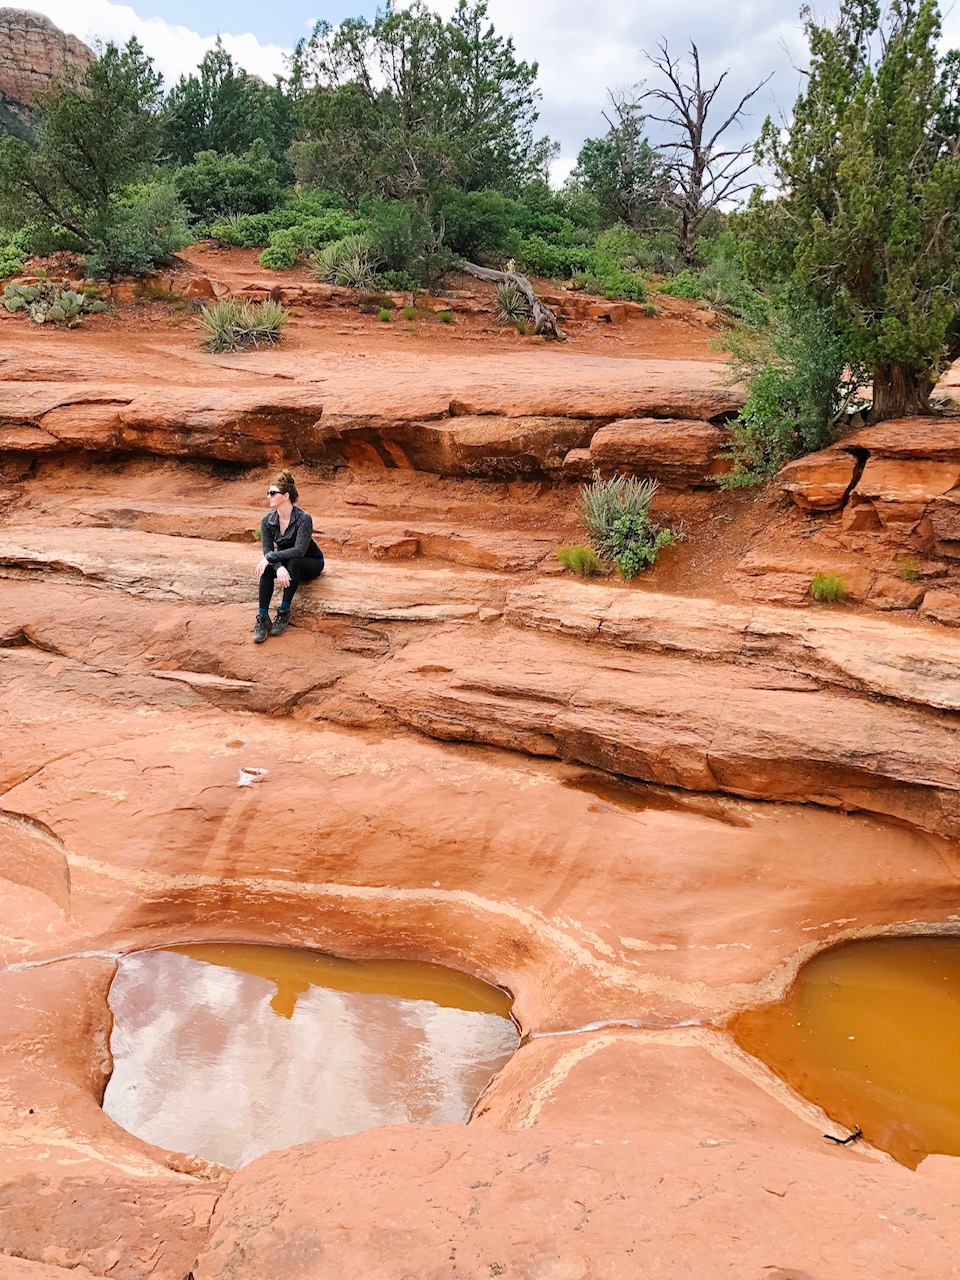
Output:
[183,276,218,301]
[0,10,93,107]
[845,415,960,459]
[852,458,960,528]
[920,589,960,627]
[589,417,731,485]
[778,447,858,510]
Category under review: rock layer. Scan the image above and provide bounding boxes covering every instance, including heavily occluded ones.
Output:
[3,322,960,1278]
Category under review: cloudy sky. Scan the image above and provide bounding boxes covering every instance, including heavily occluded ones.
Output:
[20,0,960,182]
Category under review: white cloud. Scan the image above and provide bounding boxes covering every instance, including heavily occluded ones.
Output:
[20,0,960,175]
[21,0,289,85]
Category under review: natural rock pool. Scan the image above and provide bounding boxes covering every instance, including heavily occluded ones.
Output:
[730,935,960,1168]
[102,944,519,1168]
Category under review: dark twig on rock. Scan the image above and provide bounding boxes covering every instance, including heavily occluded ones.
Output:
[458,261,565,340]
[823,1126,862,1146]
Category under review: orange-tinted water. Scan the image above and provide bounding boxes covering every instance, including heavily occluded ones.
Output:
[102,945,518,1168]
[730,935,960,1168]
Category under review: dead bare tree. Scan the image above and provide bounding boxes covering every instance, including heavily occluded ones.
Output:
[458,261,564,339]
[641,41,772,264]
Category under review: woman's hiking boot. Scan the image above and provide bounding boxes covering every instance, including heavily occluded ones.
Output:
[270,608,291,637]
[253,613,270,644]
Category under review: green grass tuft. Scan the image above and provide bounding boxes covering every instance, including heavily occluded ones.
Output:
[556,545,604,576]
[809,570,846,603]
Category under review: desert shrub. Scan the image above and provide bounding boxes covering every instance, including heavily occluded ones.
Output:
[722,290,867,484]
[495,281,530,325]
[556,545,604,576]
[86,183,191,280]
[659,269,701,300]
[2,281,106,326]
[579,473,681,579]
[376,269,418,293]
[17,223,85,256]
[378,307,391,322]
[438,309,454,324]
[363,199,436,278]
[591,270,646,302]
[259,229,298,271]
[432,186,521,260]
[209,199,360,250]
[515,236,595,279]
[402,304,417,320]
[0,237,25,279]
[198,298,288,352]
[310,234,376,289]
[173,141,283,220]
[896,556,921,581]
[809,571,846,603]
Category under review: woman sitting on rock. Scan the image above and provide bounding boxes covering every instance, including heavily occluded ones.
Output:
[254,470,324,643]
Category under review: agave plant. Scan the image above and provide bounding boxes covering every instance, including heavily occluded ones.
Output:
[310,234,376,289]
[495,280,530,325]
[198,299,289,353]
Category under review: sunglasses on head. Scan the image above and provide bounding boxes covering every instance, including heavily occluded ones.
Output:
[267,488,283,496]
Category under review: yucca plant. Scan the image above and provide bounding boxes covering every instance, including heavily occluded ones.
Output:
[198,299,289,353]
[579,473,681,580]
[495,281,530,325]
[310,234,377,289]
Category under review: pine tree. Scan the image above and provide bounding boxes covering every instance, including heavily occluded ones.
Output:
[752,0,960,420]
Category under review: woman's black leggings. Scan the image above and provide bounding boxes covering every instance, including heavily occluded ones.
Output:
[258,553,325,610]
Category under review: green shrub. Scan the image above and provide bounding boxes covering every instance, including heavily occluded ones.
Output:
[376,269,419,293]
[402,304,418,320]
[0,242,25,279]
[310,234,376,289]
[515,236,594,279]
[556,545,604,576]
[364,199,436,279]
[173,140,283,221]
[495,281,530,324]
[432,187,521,260]
[259,229,298,271]
[17,223,85,256]
[579,473,681,579]
[722,291,867,484]
[198,299,288,352]
[594,270,646,302]
[438,309,454,324]
[896,556,921,581]
[809,571,846,603]
[660,269,702,300]
[86,183,191,280]
[209,200,360,251]
[2,281,106,326]
[378,307,391,322]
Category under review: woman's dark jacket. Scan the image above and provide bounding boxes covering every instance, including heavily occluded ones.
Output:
[260,506,323,564]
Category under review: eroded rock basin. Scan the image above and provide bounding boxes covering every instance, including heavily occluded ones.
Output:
[731,934,960,1169]
[102,945,518,1168]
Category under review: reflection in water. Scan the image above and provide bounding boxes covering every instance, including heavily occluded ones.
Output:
[730,935,960,1168]
[102,945,518,1169]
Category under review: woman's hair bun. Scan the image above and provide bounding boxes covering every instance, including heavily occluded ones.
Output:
[271,469,299,503]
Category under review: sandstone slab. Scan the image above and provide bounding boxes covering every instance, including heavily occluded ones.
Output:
[588,417,732,485]
[778,447,859,510]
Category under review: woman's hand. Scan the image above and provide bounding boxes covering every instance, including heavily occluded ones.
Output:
[276,566,292,588]
[256,557,269,578]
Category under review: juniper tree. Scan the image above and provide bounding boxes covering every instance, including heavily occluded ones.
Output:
[0,38,162,245]
[751,0,960,420]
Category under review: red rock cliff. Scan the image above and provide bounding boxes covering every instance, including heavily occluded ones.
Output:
[0,7,94,106]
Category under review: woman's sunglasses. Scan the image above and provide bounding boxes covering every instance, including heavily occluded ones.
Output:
[267,488,283,496]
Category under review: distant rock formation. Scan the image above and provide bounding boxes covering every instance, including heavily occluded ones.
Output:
[0,7,94,139]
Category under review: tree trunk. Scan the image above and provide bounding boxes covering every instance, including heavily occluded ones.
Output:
[869,362,936,422]
[458,261,564,340]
